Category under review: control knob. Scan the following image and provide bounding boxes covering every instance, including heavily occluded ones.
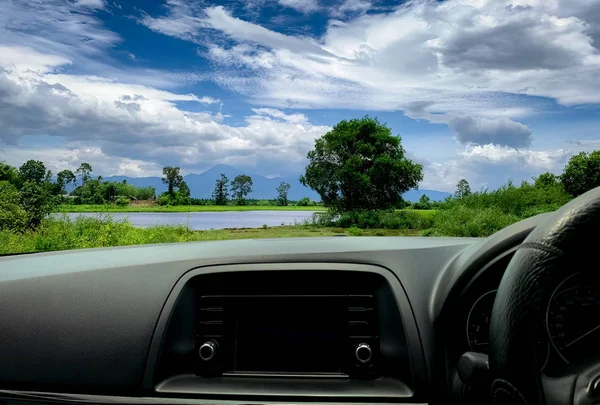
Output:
[355,342,372,364]
[199,341,218,361]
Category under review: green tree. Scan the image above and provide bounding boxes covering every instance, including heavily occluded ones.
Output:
[212,174,229,205]
[76,162,93,185]
[561,151,600,197]
[0,162,20,187]
[414,194,432,210]
[231,175,253,205]
[300,117,423,212]
[297,197,310,206]
[0,181,27,231]
[177,180,191,205]
[534,172,560,188]
[104,182,117,202]
[455,179,471,198]
[276,181,291,206]
[19,160,46,184]
[57,169,77,194]
[20,181,55,228]
[162,166,183,196]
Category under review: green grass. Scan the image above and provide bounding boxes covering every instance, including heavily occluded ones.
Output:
[0,216,417,255]
[56,204,326,213]
[407,209,437,219]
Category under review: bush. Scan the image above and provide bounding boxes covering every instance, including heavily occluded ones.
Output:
[427,206,519,237]
[190,198,214,206]
[20,181,55,229]
[158,194,173,206]
[413,195,432,210]
[115,196,130,206]
[0,181,27,231]
[439,180,569,218]
[297,197,311,206]
[348,226,363,236]
[325,209,434,230]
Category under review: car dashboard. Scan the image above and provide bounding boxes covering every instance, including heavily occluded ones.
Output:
[0,212,589,405]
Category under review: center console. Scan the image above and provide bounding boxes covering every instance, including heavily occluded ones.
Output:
[147,263,424,402]
[196,294,378,378]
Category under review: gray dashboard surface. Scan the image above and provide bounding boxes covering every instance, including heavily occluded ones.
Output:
[0,224,545,396]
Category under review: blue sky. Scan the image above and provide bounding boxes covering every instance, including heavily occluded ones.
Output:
[1,0,600,191]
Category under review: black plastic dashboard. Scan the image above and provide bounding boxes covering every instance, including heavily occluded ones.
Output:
[0,213,551,405]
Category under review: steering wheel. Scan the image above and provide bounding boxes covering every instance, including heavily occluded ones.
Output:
[490,187,600,405]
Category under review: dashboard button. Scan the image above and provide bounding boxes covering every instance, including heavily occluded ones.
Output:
[355,343,372,364]
[199,341,218,361]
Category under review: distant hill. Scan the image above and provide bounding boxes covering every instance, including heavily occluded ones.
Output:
[402,189,451,202]
[102,164,451,202]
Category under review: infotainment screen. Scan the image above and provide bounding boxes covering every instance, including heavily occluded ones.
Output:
[233,296,347,373]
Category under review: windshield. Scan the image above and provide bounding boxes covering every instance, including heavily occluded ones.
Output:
[0,0,599,254]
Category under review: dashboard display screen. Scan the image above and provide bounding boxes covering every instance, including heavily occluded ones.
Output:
[233,297,346,373]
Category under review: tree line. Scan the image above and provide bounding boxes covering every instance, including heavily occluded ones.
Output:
[158,166,294,206]
[0,159,308,226]
[0,160,161,230]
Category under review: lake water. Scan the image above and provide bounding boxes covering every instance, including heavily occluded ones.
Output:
[59,211,320,230]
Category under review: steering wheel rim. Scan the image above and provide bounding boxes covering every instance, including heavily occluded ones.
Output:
[489,187,600,405]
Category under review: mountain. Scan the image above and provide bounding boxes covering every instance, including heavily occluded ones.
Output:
[103,164,321,200]
[402,189,451,202]
[102,164,451,202]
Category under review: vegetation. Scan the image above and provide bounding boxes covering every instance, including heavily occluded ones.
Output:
[7,116,600,255]
[277,181,291,206]
[76,163,93,184]
[561,151,600,197]
[213,174,229,205]
[231,174,253,205]
[300,117,423,212]
[0,216,415,255]
[0,160,56,231]
[296,197,318,207]
[159,166,190,205]
[455,179,471,198]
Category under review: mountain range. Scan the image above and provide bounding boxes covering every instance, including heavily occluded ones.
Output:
[102,164,451,202]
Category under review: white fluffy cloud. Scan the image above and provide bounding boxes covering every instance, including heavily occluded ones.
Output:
[421,144,576,192]
[2,0,600,189]
[141,0,600,146]
[0,146,163,178]
[0,44,329,176]
[278,0,319,14]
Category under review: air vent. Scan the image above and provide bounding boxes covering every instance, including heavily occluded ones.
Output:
[197,296,224,341]
[348,295,377,339]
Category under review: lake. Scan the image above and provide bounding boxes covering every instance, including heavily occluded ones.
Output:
[58,211,320,230]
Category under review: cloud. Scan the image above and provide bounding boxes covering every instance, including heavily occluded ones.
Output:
[448,116,532,148]
[329,0,371,18]
[139,0,600,149]
[0,0,119,60]
[0,47,329,176]
[75,0,107,9]
[420,144,574,192]
[0,0,202,90]
[251,108,308,124]
[0,146,163,178]
[278,0,319,14]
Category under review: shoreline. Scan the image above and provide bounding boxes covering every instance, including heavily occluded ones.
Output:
[54,204,326,213]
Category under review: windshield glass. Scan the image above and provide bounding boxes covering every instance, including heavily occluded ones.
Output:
[0,0,599,254]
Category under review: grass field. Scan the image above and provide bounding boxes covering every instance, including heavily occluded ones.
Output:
[56,204,326,213]
[0,217,418,255]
